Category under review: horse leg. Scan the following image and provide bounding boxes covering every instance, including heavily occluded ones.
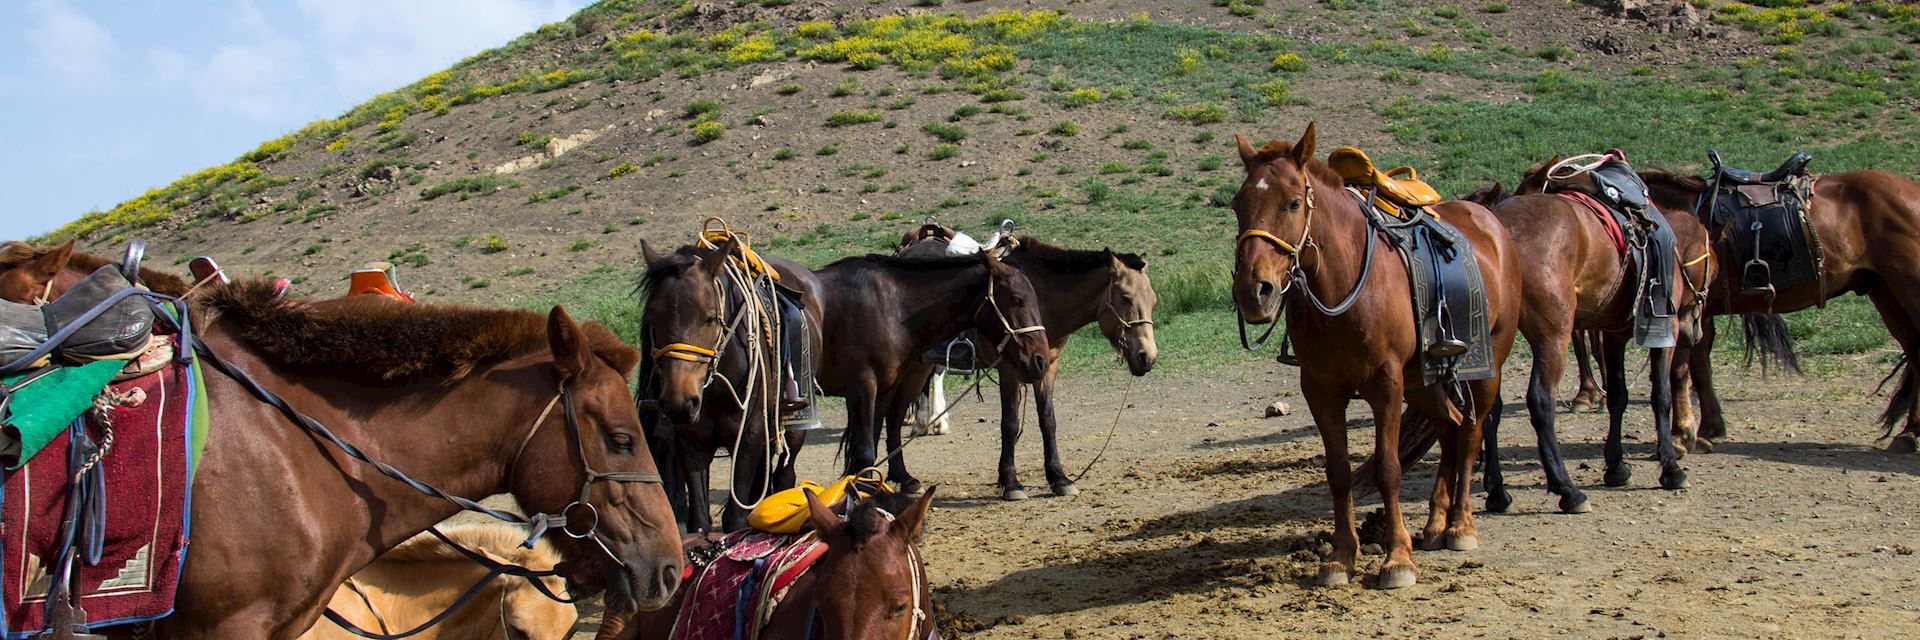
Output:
[1648,345,1688,490]
[996,365,1029,501]
[1034,362,1078,497]
[1415,396,1459,551]
[1670,339,1698,458]
[1525,327,1591,514]
[1601,332,1634,487]
[844,378,880,476]
[1693,317,1725,447]
[932,369,950,435]
[882,389,923,494]
[1866,286,1920,452]
[722,415,768,532]
[1365,374,1417,589]
[1302,375,1357,587]
[681,444,716,534]
[1481,394,1512,513]
[1572,331,1604,412]
[1444,380,1497,550]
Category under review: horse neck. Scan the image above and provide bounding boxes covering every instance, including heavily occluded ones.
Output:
[1645,178,1704,218]
[1290,174,1372,321]
[1008,253,1107,339]
[356,558,504,633]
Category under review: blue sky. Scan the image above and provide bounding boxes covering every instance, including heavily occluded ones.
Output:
[0,0,587,241]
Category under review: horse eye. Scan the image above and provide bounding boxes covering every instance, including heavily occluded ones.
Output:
[888,603,910,618]
[1287,199,1302,211]
[1120,294,1134,304]
[610,432,637,454]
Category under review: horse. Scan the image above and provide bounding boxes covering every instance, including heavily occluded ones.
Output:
[299,525,575,640]
[0,239,191,302]
[637,238,824,534]
[813,252,1050,493]
[1639,168,1920,452]
[24,277,684,637]
[1456,156,1715,514]
[899,234,1158,500]
[894,222,989,437]
[1230,124,1521,588]
[597,488,938,640]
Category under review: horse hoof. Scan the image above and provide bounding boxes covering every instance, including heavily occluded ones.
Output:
[1660,468,1689,490]
[1417,533,1447,552]
[933,423,951,436]
[1890,433,1919,453]
[1447,534,1479,552]
[1315,565,1350,587]
[1050,482,1080,497]
[1694,438,1715,454]
[1376,565,1417,590]
[1485,488,1513,514]
[1002,487,1029,501]
[909,426,932,437]
[1559,493,1592,515]
[1603,466,1632,488]
[898,479,925,495]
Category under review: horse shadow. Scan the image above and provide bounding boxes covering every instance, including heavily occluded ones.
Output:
[1711,439,1920,476]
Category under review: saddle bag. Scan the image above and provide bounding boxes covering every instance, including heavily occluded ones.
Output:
[42,265,155,361]
[0,300,48,369]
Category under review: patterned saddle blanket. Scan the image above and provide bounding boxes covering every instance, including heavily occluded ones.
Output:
[1349,189,1494,387]
[670,530,827,640]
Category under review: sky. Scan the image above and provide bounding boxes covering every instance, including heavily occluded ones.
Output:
[0,0,588,242]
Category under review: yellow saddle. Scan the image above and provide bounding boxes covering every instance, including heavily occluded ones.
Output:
[701,217,780,281]
[1327,147,1442,218]
[747,469,891,534]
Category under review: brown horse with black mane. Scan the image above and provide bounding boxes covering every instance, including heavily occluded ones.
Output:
[1638,168,1920,452]
[1231,124,1520,588]
[5,265,684,637]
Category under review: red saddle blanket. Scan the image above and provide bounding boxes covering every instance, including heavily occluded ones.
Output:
[1557,191,1628,257]
[2,361,195,633]
[671,530,827,640]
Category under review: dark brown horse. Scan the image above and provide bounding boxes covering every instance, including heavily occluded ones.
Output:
[600,489,938,640]
[814,252,1049,492]
[13,270,683,637]
[638,239,824,533]
[898,235,1158,500]
[1231,124,1521,588]
[1459,157,1715,514]
[1640,168,1920,452]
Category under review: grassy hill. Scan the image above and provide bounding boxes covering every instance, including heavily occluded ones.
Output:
[37,0,1920,372]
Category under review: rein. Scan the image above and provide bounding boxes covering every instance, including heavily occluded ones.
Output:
[1236,181,1379,351]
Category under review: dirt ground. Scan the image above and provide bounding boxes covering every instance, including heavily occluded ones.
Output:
[569,350,1920,639]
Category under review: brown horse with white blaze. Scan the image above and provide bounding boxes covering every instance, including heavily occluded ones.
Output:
[1230,124,1521,589]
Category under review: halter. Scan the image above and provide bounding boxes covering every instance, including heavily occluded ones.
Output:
[1234,181,1377,351]
[1099,271,1153,354]
[980,273,1046,354]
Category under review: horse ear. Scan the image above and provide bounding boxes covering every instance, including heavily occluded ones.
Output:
[640,240,662,266]
[892,486,937,543]
[1235,134,1259,168]
[32,240,75,278]
[700,238,737,273]
[1288,122,1317,165]
[804,488,840,537]
[547,306,592,381]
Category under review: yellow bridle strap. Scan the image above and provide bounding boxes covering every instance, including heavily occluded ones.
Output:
[1236,181,1315,257]
[652,343,717,363]
[1238,229,1301,255]
[1681,251,1712,268]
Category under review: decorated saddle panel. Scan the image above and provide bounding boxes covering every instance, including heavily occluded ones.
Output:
[1352,191,1493,387]
[671,530,826,640]
[1708,177,1819,295]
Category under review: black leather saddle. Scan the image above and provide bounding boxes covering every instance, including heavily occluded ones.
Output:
[1710,149,1812,185]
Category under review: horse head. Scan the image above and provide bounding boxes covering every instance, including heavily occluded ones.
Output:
[1097,251,1157,376]
[1231,123,1322,324]
[638,239,743,426]
[804,488,936,640]
[977,252,1050,383]
[0,240,75,303]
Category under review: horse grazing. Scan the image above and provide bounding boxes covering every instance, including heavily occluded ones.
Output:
[299,525,575,640]
[900,235,1159,500]
[111,279,684,637]
[1230,124,1521,588]
[1458,156,1714,514]
[638,239,824,533]
[814,252,1049,492]
[1640,167,1920,451]
[599,488,939,640]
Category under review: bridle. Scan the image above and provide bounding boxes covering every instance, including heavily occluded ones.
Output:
[1235,179,1377,350]
[1099,271,1153,355]
[979,273,1046,355]
[502,381,665,568]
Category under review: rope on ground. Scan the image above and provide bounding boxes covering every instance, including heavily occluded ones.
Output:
[1069,377,1133,485]
[874,372,991,469]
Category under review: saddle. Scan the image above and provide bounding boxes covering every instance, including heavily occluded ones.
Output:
[1328,147,1442,218]
[346,262,416,303]
[1702,149,1819,300]
[1547,152,1679,349]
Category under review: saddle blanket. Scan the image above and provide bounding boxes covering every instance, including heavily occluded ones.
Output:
[1358,191,1494,387]
[671,530,826,640]
[1709,178,1819,295]
[1556,190,1678,349]
[2,359,198,635]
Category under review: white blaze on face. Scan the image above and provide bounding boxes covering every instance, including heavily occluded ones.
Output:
[1255,178,1270,191]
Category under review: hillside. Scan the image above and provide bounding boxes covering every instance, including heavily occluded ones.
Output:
[38,0,1920,349]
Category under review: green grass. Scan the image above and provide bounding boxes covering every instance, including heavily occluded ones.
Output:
[826,110,885,126]
[420,175,516,200]
[921,122,970,143]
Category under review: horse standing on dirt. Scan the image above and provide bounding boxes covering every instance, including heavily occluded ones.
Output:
[1456,157,1715,514]
[638,239,824,533]
[898,234,1159,501]
[1638,168,1920,452]
[1230,124,1521,588]
[299,525,575,640]
[813,252,1050,492]
[56,278,685,637]
[597,489,938,640]
[895,222,989,437]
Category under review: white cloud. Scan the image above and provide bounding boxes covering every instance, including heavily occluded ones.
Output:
[291,0,583,99]
[22,0,116,87]
[195,42,297,121]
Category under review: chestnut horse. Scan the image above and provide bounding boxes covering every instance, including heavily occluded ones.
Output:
[598,489,938,640]
[637,239,824,533]
[13,274,683,637]
[1640,168,1920,452]
[1231,124,1520,588]
[899,235,1159,500]
[1458,158,1715,514]
[814,253,1049,491]
[299,525,574,640]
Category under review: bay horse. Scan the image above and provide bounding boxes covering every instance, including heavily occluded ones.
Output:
[1458,157,1715,514]
[814,252,1049,492]
[1639,168,1920,452]
[21,276,684,637]
[637,239,824,533]
[299,525,574,640]
[899,235,1158,500]
[1230,124,1520,588]
[0,239,191,302]
[597,488,938,640]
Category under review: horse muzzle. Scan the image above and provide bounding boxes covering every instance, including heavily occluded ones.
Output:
[1233,278,1284,325]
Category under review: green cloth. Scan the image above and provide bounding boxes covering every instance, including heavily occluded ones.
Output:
[188,354,210,480]
[2,360,124,469]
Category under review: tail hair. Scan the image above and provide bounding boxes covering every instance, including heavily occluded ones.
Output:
[1875,354,1914,439]
[1737,314,1802,376]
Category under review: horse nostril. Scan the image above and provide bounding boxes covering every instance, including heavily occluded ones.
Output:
[658,563,682,596]
[1256,280,1276,301]
[1029,355,1046,374]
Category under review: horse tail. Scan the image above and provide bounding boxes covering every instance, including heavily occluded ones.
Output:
[1875,353,1915,439]
[1738,313,1802,375]
[1352,412,1442,498]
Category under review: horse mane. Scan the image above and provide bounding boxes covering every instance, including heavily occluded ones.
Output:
[378,525,561,569]
[636,245,706,300]
[1015,237,1147,272]
[200,279,639,382]
[843,492,922,546]
[0,242,56,270]
[822,253,981,272]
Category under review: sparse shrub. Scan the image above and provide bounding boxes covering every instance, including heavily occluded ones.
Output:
[922,122,969,143]
[774,148,797,160]
[607,162,640,178]
[569,239,597,252]
[421,175,516,200]
[831,79,859,97]
[1122,139,1154,150]
[684,99,723,119]
[1164,103,1228,125]
[1481,2,1508,13]
[928,144,960,160]
[775,83,803,95]
[692,121,725,143]
[516,131,552,147]
[1271,53,1308,72]
[480,234,508,254]
[1048,120,1079,136]
[1064,88,1102,107]
[817,144,840,156]
[827,110,884,126]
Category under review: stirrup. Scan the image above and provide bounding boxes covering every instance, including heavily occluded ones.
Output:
[1274,329,1301,367]
[1427,338,1469,359]
[1741,258,1773,294]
